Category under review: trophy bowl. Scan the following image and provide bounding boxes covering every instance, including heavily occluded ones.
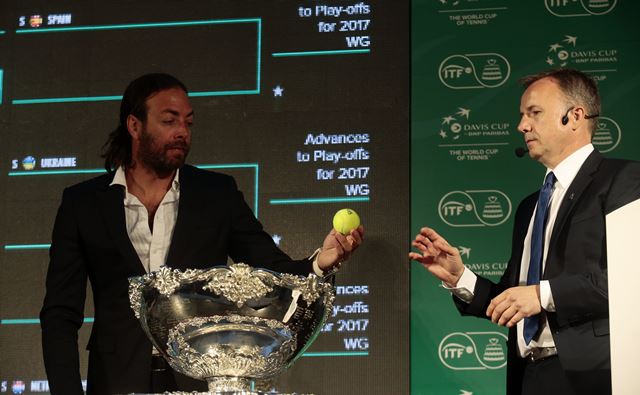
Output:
[128,263,335,394]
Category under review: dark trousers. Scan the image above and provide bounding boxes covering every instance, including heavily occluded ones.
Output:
[150,356,208,393]
[522,356,575,395]
[150,355,178,393]
[521,355,612,395]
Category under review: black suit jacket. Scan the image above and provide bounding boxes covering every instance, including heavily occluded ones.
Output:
[455,150,640,395]
[40,165,314,395]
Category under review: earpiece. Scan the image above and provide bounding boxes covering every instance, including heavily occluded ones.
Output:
[561,107,574,126]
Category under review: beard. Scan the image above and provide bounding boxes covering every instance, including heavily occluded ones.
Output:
[138,126,190,177]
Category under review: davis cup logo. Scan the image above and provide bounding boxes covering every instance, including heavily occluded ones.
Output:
[437,107,511,162]
[439,190,512,227]
[545,0,617,17]
[592,116,621,153]
[439,331,508,370]
[441,108,471,141]
[545,34,618,79]
[439,107,511,142]
[546,35,577,67]
[439,53,510,89]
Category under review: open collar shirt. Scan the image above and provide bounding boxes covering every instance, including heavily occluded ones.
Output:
[109,166,180,274]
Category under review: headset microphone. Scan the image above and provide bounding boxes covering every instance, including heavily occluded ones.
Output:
[561,106,574,126]
[515,147,528,158]
[562,106,600,125]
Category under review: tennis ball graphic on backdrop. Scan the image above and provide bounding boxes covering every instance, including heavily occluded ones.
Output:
[332,209,361,235]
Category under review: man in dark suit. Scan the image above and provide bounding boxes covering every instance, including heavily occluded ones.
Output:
[40,73,363,395]
[410,68,640,395]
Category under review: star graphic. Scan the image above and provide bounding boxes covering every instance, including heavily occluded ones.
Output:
[563,35,577,46]
[458,246,471,258]
[273,85,284,97]
[442,115,456,125]
[546,57,554,66]
[548,43,562,52]
[456,107,470,119]
[272,234,282,245]
[439,130,447,139]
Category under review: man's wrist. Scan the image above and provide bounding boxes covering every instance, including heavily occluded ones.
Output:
[446,271,464,288]
[442,267,476,303]
[311,247,341,276]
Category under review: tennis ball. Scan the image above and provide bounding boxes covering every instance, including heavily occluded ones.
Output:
[332,208,361,235]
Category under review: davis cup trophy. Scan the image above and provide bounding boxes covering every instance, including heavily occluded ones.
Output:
[128,263,335,395]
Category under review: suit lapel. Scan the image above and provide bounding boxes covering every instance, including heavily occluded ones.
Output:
[544,150,603,276]
[514,194,537,286]
[166,166,202,270]
[97,180,146,275]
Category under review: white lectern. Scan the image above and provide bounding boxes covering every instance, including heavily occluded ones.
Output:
[606,198,640,395]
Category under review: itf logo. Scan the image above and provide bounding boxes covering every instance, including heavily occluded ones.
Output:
[439,190,512,227]
[439,53,510,89]
[439,331,508,370]
[545,0,617,17]
[592,117,621,153]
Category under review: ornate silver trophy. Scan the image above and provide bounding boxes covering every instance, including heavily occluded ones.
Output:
[128,263,335,394]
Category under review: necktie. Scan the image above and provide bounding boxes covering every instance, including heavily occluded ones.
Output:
[524,172,556,345]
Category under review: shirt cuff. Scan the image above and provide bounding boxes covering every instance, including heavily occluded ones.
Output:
[441,267,476,303]
[311,247,332,276]
[540,280,555,312]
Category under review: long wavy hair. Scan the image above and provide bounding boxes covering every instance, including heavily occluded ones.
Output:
[101,73,188,171]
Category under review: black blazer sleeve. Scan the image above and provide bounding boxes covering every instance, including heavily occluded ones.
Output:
[453,192,537,318]
[168,166,314,275]
[225,176,314,275]
[40,187,88,395]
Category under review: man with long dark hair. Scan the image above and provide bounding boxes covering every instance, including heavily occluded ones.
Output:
[40,73,363,395]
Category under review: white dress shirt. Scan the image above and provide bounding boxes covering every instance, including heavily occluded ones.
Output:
[110,166,327,276]
[451,144,595,357]
[110,166,180,273]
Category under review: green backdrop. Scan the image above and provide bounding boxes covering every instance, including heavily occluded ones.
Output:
[411,1,640,394]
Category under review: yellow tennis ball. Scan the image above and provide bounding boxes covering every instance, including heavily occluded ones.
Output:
[333,208,361,235]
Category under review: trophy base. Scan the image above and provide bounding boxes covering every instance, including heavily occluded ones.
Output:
[161,392,312,395]
[128,377,312,395]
